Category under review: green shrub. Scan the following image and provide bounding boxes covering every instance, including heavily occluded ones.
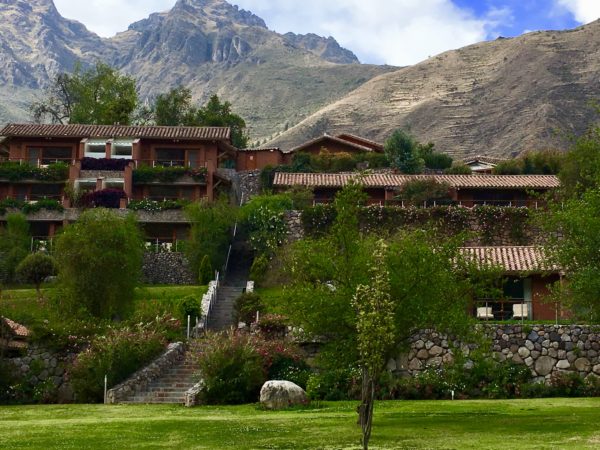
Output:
[249,254,269,284]
[127,198,189,212]
[198,331,308,404]
[198,255,213,285]
[423,152,453,170]
[198,332,266,404]
[444,163,472,174]
[241,194,292,256]
[305,367,361,401]
[255,313,288,338]
[68,323,168,403]
[234,292,264,324]
[268,355,311,389]
[178,295,201,324]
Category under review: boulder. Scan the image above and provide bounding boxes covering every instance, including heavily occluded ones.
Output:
[260,381,308,410]
[534,356,556,376]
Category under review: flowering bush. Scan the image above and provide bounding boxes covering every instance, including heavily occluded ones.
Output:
[0,162,69,182]
[241,194,293,256]
[68,321,169,403]
[127,198,190,212]
[255,313,288,337]
[197,331,309,404]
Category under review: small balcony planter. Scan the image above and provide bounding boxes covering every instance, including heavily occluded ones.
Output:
[132,166,207,184]
[0,162,69,182]
[81,158,132,171]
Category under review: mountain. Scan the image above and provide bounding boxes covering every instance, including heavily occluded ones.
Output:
[268,22,600,157]
[0,0,392,143]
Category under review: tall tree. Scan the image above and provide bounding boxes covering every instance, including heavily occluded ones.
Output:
[30,62,138,125]
[54,209,143,319]
[353,240,395,450]
[153,86,198,126]
[384,130,424,174]
[0,213,31,292]
[197,95,249,148]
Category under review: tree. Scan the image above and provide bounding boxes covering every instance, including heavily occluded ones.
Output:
[185,197,236,276]
[197,95,249,148]
[559,127,600,198]
[352,240,395,450]
[281,183,472,445]
[384,130,424,174]
[54,209,144,319]
[543,187,600,320]
[150,90,249,148]
[31,62,138,125]
[0,213,31,293]
[153,86,198,126]
[15,253,56,301]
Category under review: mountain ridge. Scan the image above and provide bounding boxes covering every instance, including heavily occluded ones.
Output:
[0,0,388,143]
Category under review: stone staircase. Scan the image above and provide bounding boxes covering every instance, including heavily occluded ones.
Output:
[120,341,202,404]
[205,239,252,331]
[206,285,243,331]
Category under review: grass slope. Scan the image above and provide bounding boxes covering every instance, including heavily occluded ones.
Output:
[1,399,600,449]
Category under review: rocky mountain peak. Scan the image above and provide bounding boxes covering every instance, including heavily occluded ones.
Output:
[172,0,267,29]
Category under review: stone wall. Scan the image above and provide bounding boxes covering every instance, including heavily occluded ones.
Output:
[284,207,541,247]
[8,344,76,402]
[142,252,195,285]
[107,342,185,403]
[389,325,600,382]
[238,170,262,202]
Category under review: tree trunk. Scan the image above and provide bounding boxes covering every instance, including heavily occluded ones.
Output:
[359,367,376,450]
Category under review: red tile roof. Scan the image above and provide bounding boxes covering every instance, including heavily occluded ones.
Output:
[287,134,378,154]
[463,155,508,165]
[239,147,281,152]
[273,172,560,189]
[2,317,30,337]
[458,246,558,273]
[0,123,231,141]
[336,134,384,151]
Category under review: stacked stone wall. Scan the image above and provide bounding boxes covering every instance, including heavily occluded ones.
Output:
[388,325,600,382]
[142,252,195,285]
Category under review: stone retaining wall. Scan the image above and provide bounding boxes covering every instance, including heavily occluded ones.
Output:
[389,325,600,382]
[8,344,76,402]
[142,252,195,285]
[106,342,185,403]
[284,208,540,246]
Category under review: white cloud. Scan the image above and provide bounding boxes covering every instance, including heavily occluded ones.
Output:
[557,0,600,23]
[54,0,174,37]
[234,0,495,65]
[53,0,502,65]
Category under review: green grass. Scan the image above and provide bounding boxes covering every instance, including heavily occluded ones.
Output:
[1,399,600,449]
[0,285,208,335]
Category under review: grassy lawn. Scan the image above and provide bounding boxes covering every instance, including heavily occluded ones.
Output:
[1,399,599,449]
[0,285,207,319]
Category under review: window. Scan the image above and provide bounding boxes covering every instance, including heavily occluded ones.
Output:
[84,140,107,158]
[155,148,185,167]
[112,140,133,159]
[27,146,72,166]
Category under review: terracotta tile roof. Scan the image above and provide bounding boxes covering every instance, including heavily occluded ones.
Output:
[2,317,30,337]
[286,134,377,154]
[0,123,231,141]
[458,246,558,273]
[239,147,281,152]
[463,155,508,165]
[336,134,384,151]
[273,172,560,189]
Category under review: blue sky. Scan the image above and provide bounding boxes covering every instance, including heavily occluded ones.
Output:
[453,0,580,36]
[53,0,599,66]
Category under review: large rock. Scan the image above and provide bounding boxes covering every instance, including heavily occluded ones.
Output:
[534,356,556,376]
[260,381,308,410]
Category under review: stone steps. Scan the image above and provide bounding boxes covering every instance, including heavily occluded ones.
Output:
[117,340,204,404]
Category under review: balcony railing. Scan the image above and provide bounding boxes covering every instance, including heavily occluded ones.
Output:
[144,238,187,253]
[474,298,530,321]
[134,160,208,169]
[8,158,75,168]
